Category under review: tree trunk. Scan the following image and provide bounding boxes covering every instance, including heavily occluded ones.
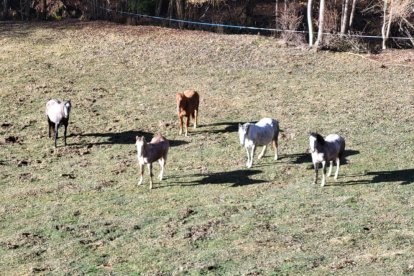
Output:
[42,0,47,19]
[275,0,278,30]
[382,0,389,49]
[340,0,350,35]
[307,0,314,46]
[385,0,393,48]
[176,0,184,28]
[349,0,357,28]
[3,0,9,20]
[155,0,164,16]
[315,0,325,49]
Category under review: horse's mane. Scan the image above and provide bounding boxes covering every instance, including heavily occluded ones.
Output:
[310,132,325,145]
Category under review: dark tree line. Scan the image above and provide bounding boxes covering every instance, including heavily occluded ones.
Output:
[1,0,413,49]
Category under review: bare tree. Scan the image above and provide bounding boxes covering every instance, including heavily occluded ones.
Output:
[340,0,350,35]
[275,0,279,30]
[382,0,393,49]
[349,0,357,28]
[307,0,314,46]
[3,0,9,20]
[315,0,326,48]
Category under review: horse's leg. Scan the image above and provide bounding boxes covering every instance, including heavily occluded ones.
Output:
[185,116,190,136]
[47,118,52,138]
[138,164,145,185]
[272,139,279,160]
[194,109,198,129]
[327,161,333,177]
[249,145,256,168]
[54,123,59,148]
[245,146,251,168]
[158,158,165,180]
[148,163,154,189]
[179,116,183,135]
[258,145,266,159]
[313,162,318,184]
[321,160,327,187]
[64,123,68,146]
[334,157,340,180]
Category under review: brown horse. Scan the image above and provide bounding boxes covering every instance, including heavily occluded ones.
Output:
[136,134,169,190]
[176,89,199,136]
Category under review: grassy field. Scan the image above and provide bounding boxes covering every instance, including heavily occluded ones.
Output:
[0,21,413,274]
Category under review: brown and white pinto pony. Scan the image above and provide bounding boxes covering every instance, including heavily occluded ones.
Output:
[176,89,199,136]
[136,134,169,190]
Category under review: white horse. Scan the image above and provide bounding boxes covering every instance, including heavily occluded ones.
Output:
[136,134,169,190]
[238,118,279,168]
[45,99,71,147]
[309,132,345,187]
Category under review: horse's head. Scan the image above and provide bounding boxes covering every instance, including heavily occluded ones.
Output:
[175,93,185,114]
[309,132,325,153]
[238,123,250,145]
[63,100,71,118]
[136,136,147,156]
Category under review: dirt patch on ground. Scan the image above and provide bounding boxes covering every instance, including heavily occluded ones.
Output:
[1,232,47,250]
[184,220,222,241]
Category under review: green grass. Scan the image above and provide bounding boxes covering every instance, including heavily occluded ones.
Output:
[0,21,414,274]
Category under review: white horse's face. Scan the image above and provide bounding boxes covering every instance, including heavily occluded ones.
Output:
[63,101,71,118]
[136,137,146,157]
[309,135,317,153]
[238,124,248,145]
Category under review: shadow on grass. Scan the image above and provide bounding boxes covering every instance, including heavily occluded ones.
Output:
[164,169,266,188]
[197,122,240,134]
[70,130,189,147]
[336,169,414,186]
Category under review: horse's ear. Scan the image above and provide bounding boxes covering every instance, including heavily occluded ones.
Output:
[136,136,140,141]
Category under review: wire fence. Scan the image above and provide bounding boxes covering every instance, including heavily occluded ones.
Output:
[100,7,414,42]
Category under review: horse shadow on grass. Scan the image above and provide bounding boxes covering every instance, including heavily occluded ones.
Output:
[70,130,189,147]
[335,168,414,186]
[197,122,240,134]
[164,169,266,188]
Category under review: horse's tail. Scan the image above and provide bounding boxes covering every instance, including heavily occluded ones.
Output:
[272,120,280,141]
[338,138,346,160]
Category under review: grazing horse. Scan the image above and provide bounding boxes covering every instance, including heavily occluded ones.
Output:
[136,134,169,190]
[176,89,199,136]
[238,118,280,168]
[309,132,345,187]
[45,99,71,147]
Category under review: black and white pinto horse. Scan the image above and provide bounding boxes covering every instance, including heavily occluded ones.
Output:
[309,133,345,187]
[238,118,279,168]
